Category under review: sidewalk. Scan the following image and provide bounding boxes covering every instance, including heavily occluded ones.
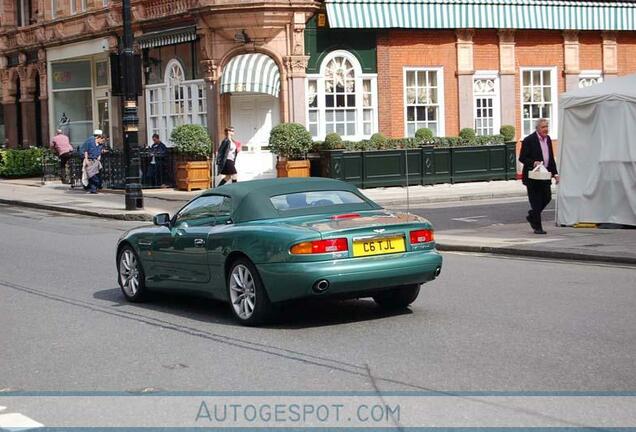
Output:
[1,177,634,265]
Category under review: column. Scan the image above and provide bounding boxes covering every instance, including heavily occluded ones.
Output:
[37,55,49,147]
[498,30,516,130]
[456,29,474,130]
[602,32,618,79]
[284,12,309,126]
[284,56,309,125]
[200,59,220,145]
[18,64,38,147]
[563,31,580,91]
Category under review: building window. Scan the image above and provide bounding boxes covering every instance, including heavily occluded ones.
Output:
[404,67,444,137]
[578,71,603,88]
[521,68,557,138]
[16,0,30,26]
[51,0,58,18]
[145,59,207,145]
[70,0,87,14]
[473,73,500,136]
[306,50,377,141]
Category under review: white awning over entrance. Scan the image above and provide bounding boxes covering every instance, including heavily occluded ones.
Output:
[220,53,280,98]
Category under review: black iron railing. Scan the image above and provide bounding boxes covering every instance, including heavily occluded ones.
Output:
[42,149,208,189]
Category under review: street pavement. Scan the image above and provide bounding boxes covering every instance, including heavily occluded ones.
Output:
[0,177,635,266]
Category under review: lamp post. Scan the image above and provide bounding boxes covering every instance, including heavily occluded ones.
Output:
[120,0,143,210]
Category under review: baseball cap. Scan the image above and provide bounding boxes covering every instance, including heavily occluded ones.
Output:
[93,129,103,136]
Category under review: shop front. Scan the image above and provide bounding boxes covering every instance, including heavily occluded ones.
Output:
[47,39,113,149]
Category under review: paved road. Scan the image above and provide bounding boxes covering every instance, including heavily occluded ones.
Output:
[391,197,553,231]
[1,204,635,392]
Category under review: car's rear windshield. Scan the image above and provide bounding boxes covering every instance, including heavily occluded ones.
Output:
[270,190,365,211]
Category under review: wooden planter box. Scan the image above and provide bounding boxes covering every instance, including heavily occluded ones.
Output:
[319,142,517,188]
[276,159,311,178]
[176,160,211,191]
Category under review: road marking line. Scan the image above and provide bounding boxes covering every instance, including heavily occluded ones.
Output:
[451,215,488,223]
[0,412,44,431]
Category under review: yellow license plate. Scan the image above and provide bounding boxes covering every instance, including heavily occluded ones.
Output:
[353,236,406,257]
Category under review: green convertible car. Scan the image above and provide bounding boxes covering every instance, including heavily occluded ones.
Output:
[116,178,442,325]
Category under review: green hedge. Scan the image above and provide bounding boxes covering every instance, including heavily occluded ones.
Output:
[0,148,44,178]
[316,134,506,151]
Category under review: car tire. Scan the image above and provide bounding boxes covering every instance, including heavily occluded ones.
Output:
[373,284,420,309]
[227,258,272,326]
[117,245,147,302]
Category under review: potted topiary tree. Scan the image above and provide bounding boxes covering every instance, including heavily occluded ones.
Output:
[171,124,212,191]
[268,123,313,177]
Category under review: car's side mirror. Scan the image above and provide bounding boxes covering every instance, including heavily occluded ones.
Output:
[153,213,171,227]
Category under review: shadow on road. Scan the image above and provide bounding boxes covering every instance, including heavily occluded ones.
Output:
[94,288,411,329]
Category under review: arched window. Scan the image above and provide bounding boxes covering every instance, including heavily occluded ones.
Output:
[306,50,377,140]
[145,59,207,145]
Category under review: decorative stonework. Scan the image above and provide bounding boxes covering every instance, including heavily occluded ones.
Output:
[107,36,119,52]
[456,29,474,74]
[292,12,307,55]
[200,59,218,82]
[284,55,309,77]
[16,30,37,47]
[53,22,66,39]
[602,31,618,75]
[107,10,122,27]
[563,30,580,74]
[498,29,515,74]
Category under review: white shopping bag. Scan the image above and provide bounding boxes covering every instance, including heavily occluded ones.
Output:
[528,163,552,180]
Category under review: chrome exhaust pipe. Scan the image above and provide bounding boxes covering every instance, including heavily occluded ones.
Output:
[312,279,330,293]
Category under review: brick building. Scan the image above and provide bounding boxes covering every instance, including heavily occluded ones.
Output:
[1,0,636,180]
[318,0,636,148]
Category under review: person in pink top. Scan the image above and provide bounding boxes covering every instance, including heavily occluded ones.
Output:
[519,118,560,235]
[50,129,74,183]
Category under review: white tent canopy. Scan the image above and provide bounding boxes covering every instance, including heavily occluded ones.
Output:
[557,74,636,226]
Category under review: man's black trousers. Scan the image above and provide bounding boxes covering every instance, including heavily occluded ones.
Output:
[526,179,552,229]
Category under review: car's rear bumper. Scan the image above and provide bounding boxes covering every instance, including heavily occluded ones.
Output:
[256,250,443,303]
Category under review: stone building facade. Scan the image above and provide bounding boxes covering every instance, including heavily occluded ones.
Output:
[0,0,319,178]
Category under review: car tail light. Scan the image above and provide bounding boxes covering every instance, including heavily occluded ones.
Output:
[331,213,361,220]
[410,229,434,244]
[290,238,349,254]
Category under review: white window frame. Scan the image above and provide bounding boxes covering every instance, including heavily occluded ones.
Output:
[17,0,29,26]
[472,71,500,136]
[305,50,378,141]
[70,0,87,14]
[403,66,445,138]
[578,70,603,88]
[144,59,207,145]
[520,66,558,139]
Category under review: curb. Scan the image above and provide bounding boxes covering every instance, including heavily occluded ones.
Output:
[373,191,528,206]
[437,243,636,266]
[0,198,154,221]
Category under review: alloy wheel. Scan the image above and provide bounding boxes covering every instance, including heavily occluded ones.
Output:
[229,264,256,320]
[119,249,140,298]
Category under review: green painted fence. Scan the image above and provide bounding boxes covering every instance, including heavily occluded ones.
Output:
[319,142,517,188]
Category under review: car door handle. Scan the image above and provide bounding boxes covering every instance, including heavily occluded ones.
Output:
[194,238,206,247]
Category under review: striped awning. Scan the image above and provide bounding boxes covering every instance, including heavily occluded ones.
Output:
[325,0,636,31]
[220,53,280,98]
[137,26,197,49]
